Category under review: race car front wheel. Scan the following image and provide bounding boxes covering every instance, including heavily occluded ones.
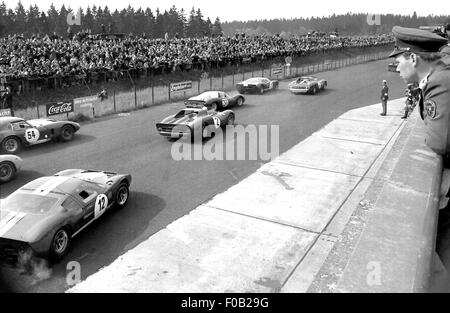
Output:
[60,125,75,142]
[2,137,21,154]
[116,183,130,209]
[49,228,71,262]
[236,97,244,107]
[0,161,16,184]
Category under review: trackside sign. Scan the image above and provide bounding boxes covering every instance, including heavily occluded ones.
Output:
[0,108,12,117]
[271,67,283,75]
[170,81,192,92]
[46,100,74,116]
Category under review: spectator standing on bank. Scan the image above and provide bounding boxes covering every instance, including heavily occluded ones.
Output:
[0,86,14,116]
[380,80,389,116]
[390,26,450,156]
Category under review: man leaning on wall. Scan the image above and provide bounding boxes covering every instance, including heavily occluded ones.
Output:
[390,25,450,291]
[389,26,450,158]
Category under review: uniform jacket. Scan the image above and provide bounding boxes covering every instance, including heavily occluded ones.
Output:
[381,85,389,101]
[419,61,450,155]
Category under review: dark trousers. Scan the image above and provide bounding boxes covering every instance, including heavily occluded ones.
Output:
[381,100,387,114]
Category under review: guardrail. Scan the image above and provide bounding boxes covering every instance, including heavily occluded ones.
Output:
[9,50,391,121]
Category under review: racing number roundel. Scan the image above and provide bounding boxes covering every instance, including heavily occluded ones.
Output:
[213,116,221,129]
[222,99,229,107]
[25,128,40,143]
[94,194,109,219]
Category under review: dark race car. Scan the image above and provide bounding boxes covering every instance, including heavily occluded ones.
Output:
[184,91,245,111]
[0,117,80,154]
[236,77,279,94]
[0,169,131,264]
[156,104,235,142]
[288,76,327,95]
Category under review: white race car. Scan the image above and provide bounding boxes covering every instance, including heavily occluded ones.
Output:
[289,76,327,94]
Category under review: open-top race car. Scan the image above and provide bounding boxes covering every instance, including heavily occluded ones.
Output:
[0,116,81,154]
[0,154,23,184]
[235,77,279,94]
[184,91,245,111]
[288,76,327,94]
[156,103,235,141]
[0,169,132,264]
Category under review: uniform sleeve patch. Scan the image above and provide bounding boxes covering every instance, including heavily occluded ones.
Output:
[424,100,437,118]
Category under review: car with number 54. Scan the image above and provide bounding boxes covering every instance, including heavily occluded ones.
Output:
[184,91,245,111]
[0,169,132,264]
[0,116,80,154]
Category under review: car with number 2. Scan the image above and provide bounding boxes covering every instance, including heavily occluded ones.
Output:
[184,91,245,111]
[157,104,235,141]
[236,77,279,94]
[288,76,327,94]
[0,169,131,264]
[0,116,81,154]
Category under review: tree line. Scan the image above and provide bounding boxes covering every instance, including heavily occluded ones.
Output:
[0,2,223,38]
[222,13,450,36]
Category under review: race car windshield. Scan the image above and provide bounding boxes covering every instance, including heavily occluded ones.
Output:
[175,110,197,118]
[298,77,313,83]
[245,78,263,84]
[1,193,59,214]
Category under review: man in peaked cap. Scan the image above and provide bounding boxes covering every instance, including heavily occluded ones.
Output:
[390,26,450,157]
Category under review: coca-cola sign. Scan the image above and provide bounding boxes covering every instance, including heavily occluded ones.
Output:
[46,100,74,116]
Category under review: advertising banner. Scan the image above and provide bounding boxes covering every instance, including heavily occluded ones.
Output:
[46,100,74,116]
[170,81,193,92]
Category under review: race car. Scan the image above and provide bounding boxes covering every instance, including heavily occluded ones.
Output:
[388,62,400,72]
[235,77,279,94]
[288,76,327,94]
[184,91,245,111]
[0,154,23,184]
[0,169,131,264]
[156,104,235,141]
[0,116,81,154]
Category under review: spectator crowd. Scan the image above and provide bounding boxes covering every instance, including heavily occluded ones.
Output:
[0,32,394,85]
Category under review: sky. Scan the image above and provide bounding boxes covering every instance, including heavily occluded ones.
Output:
[2,0,450,22]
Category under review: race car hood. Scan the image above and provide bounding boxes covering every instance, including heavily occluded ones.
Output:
[161,115,197,125]
[27,119,81,131]
[56,169,118,187]
[188,94,215,102]
[27,119,58,127]
[0,209,59,243]
[290,80,313,87]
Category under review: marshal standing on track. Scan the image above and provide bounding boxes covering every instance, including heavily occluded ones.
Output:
[380,80,389,116]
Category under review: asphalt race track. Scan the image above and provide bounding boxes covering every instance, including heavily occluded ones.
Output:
[1,59,406,292]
